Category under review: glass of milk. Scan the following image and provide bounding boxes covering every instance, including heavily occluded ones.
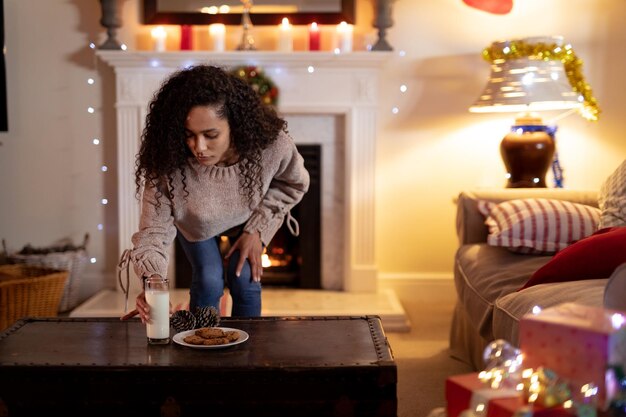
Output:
[144,276,170,345]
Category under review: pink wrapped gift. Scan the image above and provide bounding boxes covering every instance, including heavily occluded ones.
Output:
[519,302,626,407]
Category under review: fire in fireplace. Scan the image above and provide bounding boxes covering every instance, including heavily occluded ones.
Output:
[175,144,321,289]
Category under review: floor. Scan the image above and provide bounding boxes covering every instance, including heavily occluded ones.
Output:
[70,284,412,332]
[382,279,474,417]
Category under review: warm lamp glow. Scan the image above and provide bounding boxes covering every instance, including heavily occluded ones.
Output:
[469,36,599,188]
[470,36,599,120]
[469,37,582,114]
[469,102,580,114]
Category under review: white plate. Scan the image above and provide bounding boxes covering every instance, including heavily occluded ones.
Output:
[172,327,249,349]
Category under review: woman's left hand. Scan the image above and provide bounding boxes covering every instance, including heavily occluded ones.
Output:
[226,231,263,282]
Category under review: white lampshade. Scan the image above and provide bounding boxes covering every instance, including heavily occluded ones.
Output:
[469,36,582,114]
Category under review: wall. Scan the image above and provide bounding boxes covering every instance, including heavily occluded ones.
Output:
[374,0,625,279]
[0,0,114,299]
[0,0,623,299]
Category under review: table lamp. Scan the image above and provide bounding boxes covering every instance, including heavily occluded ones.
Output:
[469,36,600,188]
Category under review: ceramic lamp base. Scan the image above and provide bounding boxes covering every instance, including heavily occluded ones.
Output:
[500,129,555,188]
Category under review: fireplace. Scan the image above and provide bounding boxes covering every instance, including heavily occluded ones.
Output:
[262,144,322,288]
[97,50,388,293]
[175,144,322,289]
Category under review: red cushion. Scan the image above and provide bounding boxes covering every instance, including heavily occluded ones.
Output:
[521,226,626,290]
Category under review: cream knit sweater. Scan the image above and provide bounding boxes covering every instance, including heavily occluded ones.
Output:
[128,131,310,280]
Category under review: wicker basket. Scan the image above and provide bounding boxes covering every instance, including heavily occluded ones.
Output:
[8,234,88,312]
[0,265,68,331]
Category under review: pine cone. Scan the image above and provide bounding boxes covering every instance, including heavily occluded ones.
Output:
[193,306,220,328]
[170,310,197,333]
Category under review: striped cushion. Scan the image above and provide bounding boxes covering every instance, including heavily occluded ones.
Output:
[478,198,601,255]
[598,159,626,228]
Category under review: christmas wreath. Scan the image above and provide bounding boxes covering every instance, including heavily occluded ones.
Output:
[230,65,279,107]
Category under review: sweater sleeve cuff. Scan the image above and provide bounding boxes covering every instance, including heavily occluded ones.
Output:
[244,211,284,246]
[131,250,168,283]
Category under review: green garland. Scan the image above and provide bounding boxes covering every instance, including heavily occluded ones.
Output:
[482,39,600,121]
[230,66,279,107]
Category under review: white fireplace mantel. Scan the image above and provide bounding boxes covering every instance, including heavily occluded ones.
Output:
[97,50,390,293]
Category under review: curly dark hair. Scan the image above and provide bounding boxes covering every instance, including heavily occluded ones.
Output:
[135,64,286,208]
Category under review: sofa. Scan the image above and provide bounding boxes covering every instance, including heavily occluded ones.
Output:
[449,188,625,370]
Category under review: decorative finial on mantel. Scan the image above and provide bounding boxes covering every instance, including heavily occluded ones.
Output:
[237,0,257,51]
[98,0,125,50]
[371,0,396,51]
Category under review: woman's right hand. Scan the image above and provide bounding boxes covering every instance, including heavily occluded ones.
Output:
[135,290,150,324]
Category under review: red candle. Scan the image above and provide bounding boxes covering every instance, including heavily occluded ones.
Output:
[308,22,320,51]
[180,25,192,50]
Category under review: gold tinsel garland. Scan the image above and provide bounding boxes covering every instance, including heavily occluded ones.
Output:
[482,39,600,121]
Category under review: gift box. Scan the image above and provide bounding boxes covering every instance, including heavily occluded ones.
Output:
[519,302,626,407]
[446,373,521,417]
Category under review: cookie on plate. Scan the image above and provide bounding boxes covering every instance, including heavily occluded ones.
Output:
[202,337,230,345]
[183,334,208,345]
[195,327,225,339]
[225,331,239,342]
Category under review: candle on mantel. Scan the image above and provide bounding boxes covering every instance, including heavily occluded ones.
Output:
[308,22,320,51]
[180,25,192,50]
[278,17,293,52]
[209,23,226,52]
[151,26,167,52]
[336,21,353,53]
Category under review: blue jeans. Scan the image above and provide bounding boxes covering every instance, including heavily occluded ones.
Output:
[176,232,262,317]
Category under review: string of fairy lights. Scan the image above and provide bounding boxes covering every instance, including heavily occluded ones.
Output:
[86,42,102,266]
[85,40,128,266]
[80,27,407,269]
[390,49,408,116]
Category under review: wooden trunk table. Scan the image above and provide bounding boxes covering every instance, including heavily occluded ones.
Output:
[0,316,397,417]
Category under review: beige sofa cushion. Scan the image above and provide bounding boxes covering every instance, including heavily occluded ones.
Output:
[493,279,607,345]
[454,243,549,340]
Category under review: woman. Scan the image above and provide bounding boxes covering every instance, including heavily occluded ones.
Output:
[120,65,309,322]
